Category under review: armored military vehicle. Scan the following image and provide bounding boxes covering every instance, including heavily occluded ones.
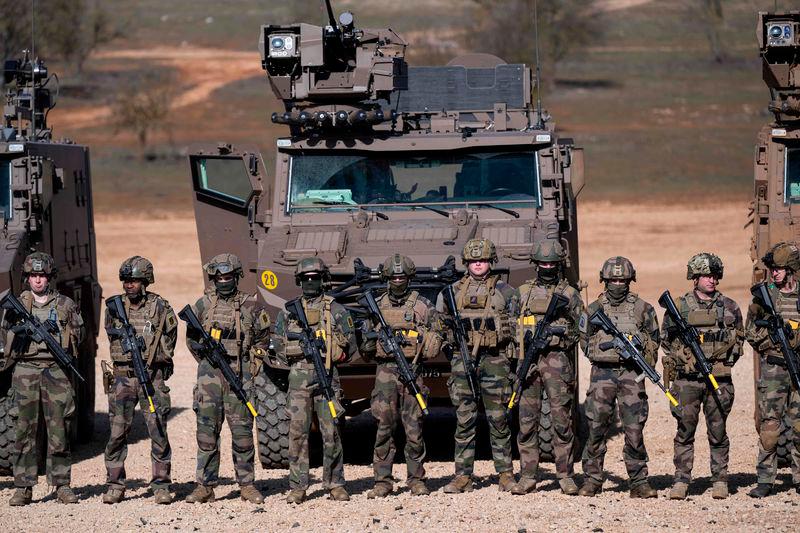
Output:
[748,11,800,465]
[188,2,585,468]
[0,51,101,473]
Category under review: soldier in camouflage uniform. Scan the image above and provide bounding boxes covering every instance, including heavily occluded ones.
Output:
[513,241,584,495]
[662,253,743,500]
[184,253,270,504]
[273,257,356,504]
[436,239,520,493]
[578,257,659,498]
[102,257,178,505]
[746,242,800,498]
[4,252,84,506]
[360,254,444,498]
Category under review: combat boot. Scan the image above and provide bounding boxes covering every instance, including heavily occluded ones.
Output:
[578,481,602,497]
[102,487,125,504]
[185,484,215,503]
[711,481,728,500]
[511,477,537,495]
[329,486,350,501]
[367,482,393,499]
[668,482,688,500]
[9,487,32,506]
[748,483,772,498]
[498,472,517,492]
[443,475,474,494]
[286,489,306,504]
[240,484,264,504]
[56,486,78,504]
[559,477,579,496]
[408,479,430,496]
[630,481,657,499]
[153,488,172,505]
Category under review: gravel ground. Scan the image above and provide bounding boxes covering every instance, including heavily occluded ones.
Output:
[1,204,798,532]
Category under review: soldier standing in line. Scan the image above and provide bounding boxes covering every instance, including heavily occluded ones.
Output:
[662,253,743,500]
[512,241,584,495]
[102,257,177,505]
[578,257,659,498]
[436,239,520,494]
[360,254,444,498]
[746,242,800,498]
[184,253,270,504]
[4,252,84,506]
[273,258,356,504]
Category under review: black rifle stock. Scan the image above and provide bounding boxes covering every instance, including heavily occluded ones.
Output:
[361,289,428,415]
[507,293,569,409]
[106,295,156,413]
[0,290,85,383]
[589,308,678,407]
[285,298,340,424]
[442,284,481,402]
[178,305,258,417]
[751,283,800,392]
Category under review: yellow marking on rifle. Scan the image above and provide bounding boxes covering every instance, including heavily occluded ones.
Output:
[246,401,258,418]
[327,400,338,419]
[708,373,719,390]
[147,396,155,413]
[789,319,800,330]
[211,328,222,341]
[666,391,678,407]
[507,392,518,409]
[415,393,427,411]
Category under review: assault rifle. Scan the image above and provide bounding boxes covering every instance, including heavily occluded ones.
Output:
[442,284,481,402]
[590,308,678,407]
[751,282,800,392]
[0,290,85,383]
[361,289,428,415]
[285,298,340,424]
[106,295,156,413]
[178,305,258,417]
[507,293,569,409]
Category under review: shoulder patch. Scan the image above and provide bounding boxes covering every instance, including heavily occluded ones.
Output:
[165,312,178,332]
[346,315,354,330]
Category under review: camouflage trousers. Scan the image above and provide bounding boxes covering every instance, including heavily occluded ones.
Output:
[12,361,75,487]
[755,358,800,484]
[371,361,428,484]
[288,362,345,491]
[518,350,575,480]
[192,358,255,486]
[447,350,513,476]
[669,376,734,483]
[104,366,172,490]
[582,365,650,487]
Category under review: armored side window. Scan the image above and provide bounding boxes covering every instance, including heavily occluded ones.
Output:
[0,159,12,220]
[785,147,800,204]
[191,156,252,209]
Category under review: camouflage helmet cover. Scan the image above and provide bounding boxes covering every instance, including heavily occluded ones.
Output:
[531,240,566,263]
[23,251,56,277]
[204,253,243,278]
[686,252,723,280]
[294,256,330,280]
[762,242,800,272]
[381,254,416,279]
[119,255,155,284]
[461,238,498,264]
[600,256,636,282]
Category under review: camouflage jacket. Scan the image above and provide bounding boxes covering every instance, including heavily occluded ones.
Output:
[746,283,800,357]
[580,292,660,365]
[1,289,84,367]
[662,290,743,377]
[105,292,178,366]
[361,290,444,362]
[517,277,584,354]
[273,294,356,367]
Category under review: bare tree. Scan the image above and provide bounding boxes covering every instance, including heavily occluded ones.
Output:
[112,72,176,159]
[682,0,728,63]
[0,1,32,65]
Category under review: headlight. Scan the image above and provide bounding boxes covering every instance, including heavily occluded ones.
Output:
[769,25,783,39]
[271,37,285,50]
[766,21,795,46]
[268,34,297,57]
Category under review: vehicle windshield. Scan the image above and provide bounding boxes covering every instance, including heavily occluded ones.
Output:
[287,149,540,212]
[785,146,800,204]
[0,159,12,220]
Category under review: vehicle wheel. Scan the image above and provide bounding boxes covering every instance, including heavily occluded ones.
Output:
[255,367,290,469]
[0,375,16,475]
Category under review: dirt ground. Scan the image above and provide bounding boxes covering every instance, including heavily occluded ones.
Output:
[1,201,797,532]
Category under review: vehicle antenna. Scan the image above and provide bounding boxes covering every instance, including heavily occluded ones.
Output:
[31,0,36,139]
[533,0,545,130]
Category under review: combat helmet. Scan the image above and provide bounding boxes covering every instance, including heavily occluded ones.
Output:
[119,256,155,285]
[461,238,497,264]
[600,256,636,282]
[204,253,243,279]
[686,252,723,280]
[294,257,330,282]
[381,254,416,279]
[531,240,566,263]
[762,242,800,272]
[22,251,56,278]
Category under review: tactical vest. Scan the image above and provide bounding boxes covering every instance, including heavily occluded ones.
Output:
[681,292,736,363]
[454,275,504,348]
[586,293,642,364]
[201,291,251,359]
[284,295,337,365]
[109,293,168,365]
[765,286,800,358]
[16,291,73,360]
[376,291,423,360]
[517,279,571,349]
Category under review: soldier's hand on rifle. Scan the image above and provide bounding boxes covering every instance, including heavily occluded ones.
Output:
[162,361,174,380]
[43,318,59,334]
